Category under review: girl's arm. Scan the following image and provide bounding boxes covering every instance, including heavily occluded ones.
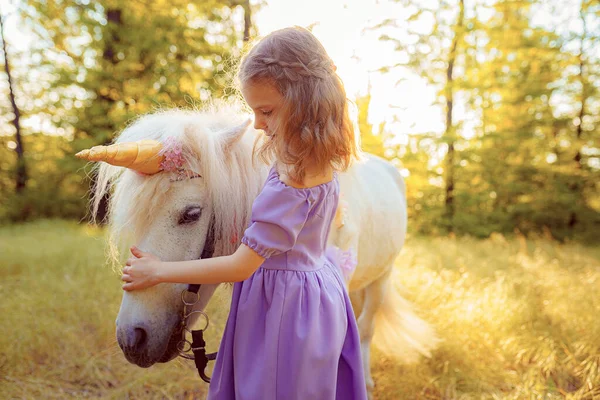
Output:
[121,245,265,291]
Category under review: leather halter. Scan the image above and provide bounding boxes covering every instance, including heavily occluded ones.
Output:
[178,216,218,383]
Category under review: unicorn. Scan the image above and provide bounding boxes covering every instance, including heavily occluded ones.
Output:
[80,106,438,397]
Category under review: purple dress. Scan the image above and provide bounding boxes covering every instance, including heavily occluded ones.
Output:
[207,166,367,400]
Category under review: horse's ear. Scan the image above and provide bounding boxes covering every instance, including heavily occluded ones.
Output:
[221,119,252,150]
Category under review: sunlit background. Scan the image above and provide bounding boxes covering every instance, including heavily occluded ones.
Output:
[1,0,599,398]
[254,0,442,137]
[2,0,598,238]
[1,0,443,138]
[2,0,593,140]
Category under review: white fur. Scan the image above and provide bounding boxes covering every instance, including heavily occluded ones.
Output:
[92,107,439,396]
[330,155,439,393]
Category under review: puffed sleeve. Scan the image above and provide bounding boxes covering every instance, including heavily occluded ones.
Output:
[241,181,310,259]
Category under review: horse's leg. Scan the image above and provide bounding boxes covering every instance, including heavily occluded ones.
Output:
[349,288,365,320]
[356,268,391,398]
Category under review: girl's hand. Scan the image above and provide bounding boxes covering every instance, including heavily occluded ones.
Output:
[121,246,162,291]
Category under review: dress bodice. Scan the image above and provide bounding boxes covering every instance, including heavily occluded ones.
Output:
[241,166,339,272]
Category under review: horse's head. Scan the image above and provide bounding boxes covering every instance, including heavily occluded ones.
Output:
[84,108,266,367]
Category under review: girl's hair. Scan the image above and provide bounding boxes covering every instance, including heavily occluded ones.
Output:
[238,26,359,182]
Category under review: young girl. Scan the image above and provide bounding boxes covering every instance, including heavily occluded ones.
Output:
[121,26,368,400]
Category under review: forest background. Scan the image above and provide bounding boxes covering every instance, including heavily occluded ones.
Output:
[1,0,598,242]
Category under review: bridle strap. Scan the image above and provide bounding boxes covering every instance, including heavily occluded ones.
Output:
[183,215,218,383]
[188,214,217,294]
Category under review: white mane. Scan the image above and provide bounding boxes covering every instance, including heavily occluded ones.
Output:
[91,105,266,266]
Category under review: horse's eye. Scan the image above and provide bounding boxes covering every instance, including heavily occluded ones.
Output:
[179,207,202,225]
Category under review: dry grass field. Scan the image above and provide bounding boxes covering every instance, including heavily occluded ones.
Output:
[1,220,599,399]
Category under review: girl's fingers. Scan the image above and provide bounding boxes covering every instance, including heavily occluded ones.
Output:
[121,274,131,282]
[130,246,148,258]
[125,258,135,266]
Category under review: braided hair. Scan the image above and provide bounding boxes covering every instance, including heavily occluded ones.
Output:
[238,26,359,183]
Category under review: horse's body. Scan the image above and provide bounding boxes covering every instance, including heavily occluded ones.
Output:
[92,108,437,397]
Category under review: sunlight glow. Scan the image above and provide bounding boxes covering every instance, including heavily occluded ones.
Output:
[253,0,442,138]
[2,0,443,139]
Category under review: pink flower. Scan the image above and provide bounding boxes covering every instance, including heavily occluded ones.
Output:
[160,137,185,172]
[326,246,357,281]
[337,247,358,280]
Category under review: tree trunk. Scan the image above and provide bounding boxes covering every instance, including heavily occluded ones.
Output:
[0,12,26,193]
[443,0,464,231]
[569,3,588,229]
[230,0,252,41]
[242,0,251,42]
[94,8,122,223]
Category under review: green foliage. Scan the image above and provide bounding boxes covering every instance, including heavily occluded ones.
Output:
[378,0,600,240]
[1,0,599,240]
[1,0,251,222]
[0,135,87,222]
[21,0,247,144]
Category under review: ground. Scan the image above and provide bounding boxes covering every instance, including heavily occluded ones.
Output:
[1,220,599,399]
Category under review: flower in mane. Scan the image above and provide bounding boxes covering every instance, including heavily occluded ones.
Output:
[160,136,185,173]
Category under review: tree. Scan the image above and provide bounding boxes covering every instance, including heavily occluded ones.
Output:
[442,0,465,229]
[14,0,254,221]
[22,1,249,144]
[378,0,472,232]
[0,11,26,193]
[231,0,253,42]
[470,0,599,238]
[377,0,599,239]
[565,0,600,229]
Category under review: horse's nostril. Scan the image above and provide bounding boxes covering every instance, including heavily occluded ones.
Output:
[133,327,147,349]
[123,326,148,351]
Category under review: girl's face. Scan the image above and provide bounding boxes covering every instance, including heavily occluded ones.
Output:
[241,80,283,138]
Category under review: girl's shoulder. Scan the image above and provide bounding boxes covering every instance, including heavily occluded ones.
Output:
[253,167,309,212]
[250,165,338,223]
[268,164,337,193]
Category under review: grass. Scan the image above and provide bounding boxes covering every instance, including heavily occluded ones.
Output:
[1,220,599,399]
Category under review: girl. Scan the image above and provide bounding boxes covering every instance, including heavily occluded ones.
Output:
[121,26,368,400]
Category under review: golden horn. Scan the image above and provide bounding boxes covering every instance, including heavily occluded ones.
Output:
[75,140,165,175]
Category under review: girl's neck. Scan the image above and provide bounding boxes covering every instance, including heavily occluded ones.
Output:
[275,162,334,189]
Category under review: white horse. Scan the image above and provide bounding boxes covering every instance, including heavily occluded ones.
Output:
[89,107,438,397]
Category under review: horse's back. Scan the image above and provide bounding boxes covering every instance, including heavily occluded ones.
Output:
[333,155,407,290]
